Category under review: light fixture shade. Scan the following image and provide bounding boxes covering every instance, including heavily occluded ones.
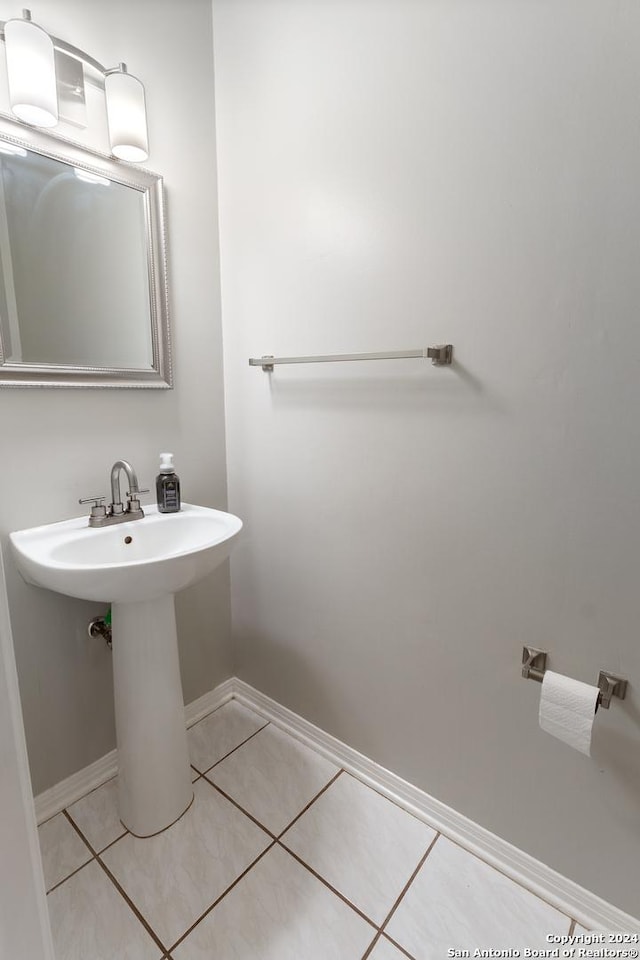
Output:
[105,69,149,163]
[5,16,58,128]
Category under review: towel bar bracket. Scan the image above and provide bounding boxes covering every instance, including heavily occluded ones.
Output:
[425,344,453,366]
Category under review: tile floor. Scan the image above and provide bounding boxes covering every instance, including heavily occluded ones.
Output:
[39,699,580,960]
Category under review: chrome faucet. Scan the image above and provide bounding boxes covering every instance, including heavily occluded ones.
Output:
[110,460,142,517]
[79,460,149,527]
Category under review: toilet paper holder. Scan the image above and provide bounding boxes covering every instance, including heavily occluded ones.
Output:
[521,646,628,709]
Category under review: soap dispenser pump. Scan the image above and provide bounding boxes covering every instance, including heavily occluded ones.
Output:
[156,452,181,513]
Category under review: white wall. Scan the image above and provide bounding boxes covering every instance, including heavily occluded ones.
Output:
[214,0,640,915]
[0,0,230,794]
[0,552,54,959]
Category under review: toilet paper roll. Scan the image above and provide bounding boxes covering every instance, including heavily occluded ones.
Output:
[539,671,600,756]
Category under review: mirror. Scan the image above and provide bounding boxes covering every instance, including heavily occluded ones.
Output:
[0,114,171,388]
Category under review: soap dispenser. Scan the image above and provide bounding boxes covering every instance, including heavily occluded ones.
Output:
[156,452,181,513]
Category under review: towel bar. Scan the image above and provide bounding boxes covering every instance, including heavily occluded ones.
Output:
[248,344,453,372]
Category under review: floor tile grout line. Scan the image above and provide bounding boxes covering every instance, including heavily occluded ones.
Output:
[200,775,279,839]
[360,931,382,960]
[168,840,277,954]
[47,701,262,824]
[362,930,418,960]
[35,773,118,828]
[182,767,384,942]
[199,762,429,940]
[64,802,130,857]
[274,804,438,948]
[63,810,170,957]
[342,762,558,922]
[375,832,440,946]
[195,720,271,777]
[97,828,130,856]
[210,704,574,925]
[45,854,95,895]
[278,840,378,931]
[218,713,575,926]
[52,707,567,958]
[49,710,451,958]
[53,731,346,951]
[359,918,422,959]
[94,854,170,956]
[37,806,78,829]
[201,763,344,843]
[220,708,565,922]
[37,809,65,828]
[276,768,344,839]
[382,932,420,960]
[61,809,96,856]
[38,701,580,946]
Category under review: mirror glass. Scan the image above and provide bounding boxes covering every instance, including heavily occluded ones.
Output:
[0,116,171,388]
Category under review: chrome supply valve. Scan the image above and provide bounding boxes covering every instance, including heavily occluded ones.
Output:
[88,615,112,649]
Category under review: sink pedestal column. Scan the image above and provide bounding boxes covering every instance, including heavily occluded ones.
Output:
[111,594,193,837]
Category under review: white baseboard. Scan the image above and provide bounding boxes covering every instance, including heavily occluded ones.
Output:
[35,749,118,826]
[34,678,235,825]
[230,679,640,934]
[184,677,235,727]
[34,675,639,932]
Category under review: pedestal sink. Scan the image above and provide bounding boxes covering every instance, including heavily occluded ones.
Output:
[10,503,242,837]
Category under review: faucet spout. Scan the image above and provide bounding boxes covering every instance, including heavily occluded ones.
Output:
[110,460,140,515]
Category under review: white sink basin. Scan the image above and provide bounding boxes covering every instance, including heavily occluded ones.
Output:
[10,500,243,838]
[10,502,242,603]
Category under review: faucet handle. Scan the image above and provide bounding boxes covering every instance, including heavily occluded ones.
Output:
[79,496,107,519]
[126,488,148,517]
[127,487,149,501]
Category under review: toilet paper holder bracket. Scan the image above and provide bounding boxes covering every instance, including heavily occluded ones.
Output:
[521,646,547,682]
[597,671,628,710]
[521,647,628,709]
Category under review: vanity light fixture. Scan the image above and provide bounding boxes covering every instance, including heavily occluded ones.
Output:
[4,9,57,128]
[0,9,149,162]
[104,64,148,163]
